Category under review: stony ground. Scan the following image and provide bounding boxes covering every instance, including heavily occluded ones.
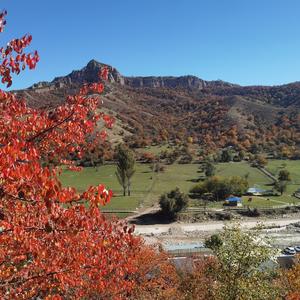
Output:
[136,216,300,250]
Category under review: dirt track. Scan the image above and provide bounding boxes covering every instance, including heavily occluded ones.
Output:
[135,217,300,248]
[135,217,300,235]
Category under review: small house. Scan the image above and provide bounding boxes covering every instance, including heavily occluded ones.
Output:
[246,187,264,196]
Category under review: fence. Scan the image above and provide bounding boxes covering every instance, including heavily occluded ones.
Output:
[166,247,213,257]
[181,204,300,214]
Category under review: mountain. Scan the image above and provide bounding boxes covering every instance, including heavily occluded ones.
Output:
[16,60,300,156]
[27,59,237,90]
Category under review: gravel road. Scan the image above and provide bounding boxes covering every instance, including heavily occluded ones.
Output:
[135,217,300,235]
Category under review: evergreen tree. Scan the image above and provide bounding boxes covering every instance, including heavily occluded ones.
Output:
[115,144,136,196]
[274,180,287,195]
[205,162,216,177]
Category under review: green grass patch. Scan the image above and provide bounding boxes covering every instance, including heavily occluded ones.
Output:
[266,159,300,203]
[60,160,300,214]
[60,163,153,211]
[216,162,273,187]
[60,162,200,211]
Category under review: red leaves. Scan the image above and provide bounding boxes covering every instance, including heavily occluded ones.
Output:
[79,82,104,95]
[103,114,114,128]
[0,12,39,87]
[0,10,148,299]
[100,66,109,80]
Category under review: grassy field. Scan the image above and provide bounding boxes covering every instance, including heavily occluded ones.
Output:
[187,161,300,209]
[216,161,300,207]
[266,159,300,203]
[216,162,273,187]
[60,162,200,212]
[60,164,152,211]
[60,160,300,214]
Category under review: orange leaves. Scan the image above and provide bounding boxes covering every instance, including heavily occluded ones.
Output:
[80,184,113,207]
[283,255,300,299]
[0,16,39,86]
[45,295,63,300]
[0,11,151,299]
[79,82,104,96]
[100,66,109,80]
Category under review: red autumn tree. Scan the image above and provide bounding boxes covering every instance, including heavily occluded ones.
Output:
[0,10,143,299]
[282,255,300,300]
[129,246,180,300]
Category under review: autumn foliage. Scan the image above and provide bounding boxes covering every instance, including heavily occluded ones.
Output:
[282,255,300,300]
[0,11,144,299]
[0,10,39,87]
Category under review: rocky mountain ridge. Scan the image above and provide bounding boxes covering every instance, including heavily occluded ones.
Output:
[16,59,299,155]
[29,59,238,91]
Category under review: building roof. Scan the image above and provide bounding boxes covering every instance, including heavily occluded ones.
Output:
[247,187,264,193]
[226,196,241,202]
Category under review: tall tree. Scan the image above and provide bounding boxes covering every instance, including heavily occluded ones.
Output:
[274,180,287,195]
[212,225,281,300]
[0,11,143,298]
[204,161,216,177]
[282,255,300,299]
[115,144,135,196]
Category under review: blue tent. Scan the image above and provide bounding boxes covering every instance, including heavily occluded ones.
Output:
[226,196,241,203]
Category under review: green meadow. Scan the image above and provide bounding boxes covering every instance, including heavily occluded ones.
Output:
[60,160,300,214]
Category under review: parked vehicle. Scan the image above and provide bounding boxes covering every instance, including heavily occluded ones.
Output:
[283,247,296,255]
[294,246,300,252]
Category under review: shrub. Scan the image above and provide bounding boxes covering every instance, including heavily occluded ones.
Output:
[204,162,216,177]
[278,169,291,181]
[220,149,233,162]
[190,176,248,201]
[205,234,223,250]
[159,188,189,219]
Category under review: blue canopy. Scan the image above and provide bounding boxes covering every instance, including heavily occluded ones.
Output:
[226,196,241,202]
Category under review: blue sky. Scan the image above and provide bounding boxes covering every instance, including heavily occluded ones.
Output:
[2,0,300,89]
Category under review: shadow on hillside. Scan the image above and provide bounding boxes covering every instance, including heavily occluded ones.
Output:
[129,211,174,225]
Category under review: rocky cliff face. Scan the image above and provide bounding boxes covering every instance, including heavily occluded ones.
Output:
[30,60,125,89]
[29,59,236,90]
[124,76,236,89]
[124,75,208,89]
[52,60,125,86]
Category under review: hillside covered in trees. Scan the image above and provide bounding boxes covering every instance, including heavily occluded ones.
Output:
[16,60,299,157]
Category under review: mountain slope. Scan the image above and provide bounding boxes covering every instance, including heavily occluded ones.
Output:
[15,60,300,155]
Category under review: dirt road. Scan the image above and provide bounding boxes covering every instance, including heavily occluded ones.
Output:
[135,217,300,235]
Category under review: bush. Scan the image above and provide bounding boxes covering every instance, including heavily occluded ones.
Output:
[278,169,291,181]
[215,212,232,220]
[159,188,189,219]
[178,154,193,164]
[190,176,248,201]
[205,234,223,250]
[204,162,216,177]
[220,149,233,162]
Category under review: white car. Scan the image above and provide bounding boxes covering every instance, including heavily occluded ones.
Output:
[283,247,296,255]
[294,246,300,252]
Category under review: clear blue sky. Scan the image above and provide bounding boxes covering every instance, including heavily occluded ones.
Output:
[2,0,300,89]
